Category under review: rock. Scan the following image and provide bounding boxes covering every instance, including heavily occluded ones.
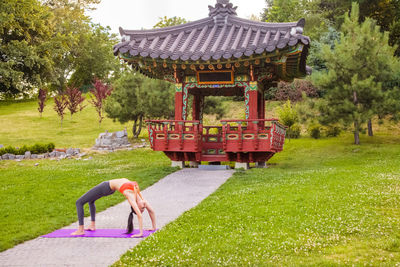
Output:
[59,154,66,159]
[16,155,24,160]
[24,151,31,159]
[2,154,9,160]
[83,156,93,161]
[116,131,125,138]
[37,154,44,159]
[49,151,56,157]
[31,154,38,159]
[34,163,39,166]
[78,152,87,158]
[66,148,74,156]
[8,154,15,160]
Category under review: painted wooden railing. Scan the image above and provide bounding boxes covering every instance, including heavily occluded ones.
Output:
[220,119,286,152]
[146,120,202,152]
[147,119,286,153]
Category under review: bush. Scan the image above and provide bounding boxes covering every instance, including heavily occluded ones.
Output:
[277,100,299,129]
[47,143,55,152]
[325,126,341,137]
[0,143,56,156]
[274,80,319,102]
[4,146,17,155]
[309,123,322,139]
[286,124,301,139]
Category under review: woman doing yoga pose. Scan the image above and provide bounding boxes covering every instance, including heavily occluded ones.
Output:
[71,178,156,237]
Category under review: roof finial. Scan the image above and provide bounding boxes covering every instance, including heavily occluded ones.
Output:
[217,0,230,5]
[209,0,237,18]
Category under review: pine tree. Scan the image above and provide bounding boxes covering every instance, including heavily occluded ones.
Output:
[312,3,398,145]
[105,71,175,138]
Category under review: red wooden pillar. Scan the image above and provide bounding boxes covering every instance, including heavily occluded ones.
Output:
[258,89,265,129]
[246,81,259,130]
[175,83,183,120]
[192,95,202,121]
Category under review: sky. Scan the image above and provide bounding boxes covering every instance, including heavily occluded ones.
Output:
[87,0,266,35]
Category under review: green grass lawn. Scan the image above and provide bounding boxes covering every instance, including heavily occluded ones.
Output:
[0,98,147,148]
[114,134,400,266]
[0,148,176,252]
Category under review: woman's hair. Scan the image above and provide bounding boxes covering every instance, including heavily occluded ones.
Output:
[125,206,136,234]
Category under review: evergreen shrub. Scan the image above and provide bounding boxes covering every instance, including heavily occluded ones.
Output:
[325,126,341,137]
[0,143,56,156]
[309,123,322,139]
[287,124,301,139]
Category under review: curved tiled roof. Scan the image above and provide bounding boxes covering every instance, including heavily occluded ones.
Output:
[113,1,310,63]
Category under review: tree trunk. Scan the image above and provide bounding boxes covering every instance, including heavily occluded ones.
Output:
[136,115,143,138]
[354,120,360,145]
[132,119,138,137]
[367,119,373,136]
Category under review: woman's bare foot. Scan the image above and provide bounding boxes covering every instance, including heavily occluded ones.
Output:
[85,221,96,231]
[71,230,85,235]
[71,225,85,235]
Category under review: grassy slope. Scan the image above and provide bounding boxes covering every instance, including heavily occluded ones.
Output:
[115,134,400,266]
[0,98,147,148]
[0,149,176,252]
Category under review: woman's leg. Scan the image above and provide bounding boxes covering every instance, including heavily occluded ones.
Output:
[72,182,113,235]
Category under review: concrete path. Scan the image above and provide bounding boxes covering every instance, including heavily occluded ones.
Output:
[0,169,233,267]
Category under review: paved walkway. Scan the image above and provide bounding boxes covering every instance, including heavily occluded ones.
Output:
[0,169,233,267]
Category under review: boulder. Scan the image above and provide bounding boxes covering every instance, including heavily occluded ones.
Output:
[8,154,16,160]
[31,154,38,159]
[49,151,56,157]
[66,148,74,156]
[116,131,125,138]
[25,151,31,159]
[16,155,24,160]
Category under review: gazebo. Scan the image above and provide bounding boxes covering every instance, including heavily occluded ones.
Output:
[113,0,310,169]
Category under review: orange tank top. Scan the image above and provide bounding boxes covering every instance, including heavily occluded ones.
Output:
[119,181,138,194]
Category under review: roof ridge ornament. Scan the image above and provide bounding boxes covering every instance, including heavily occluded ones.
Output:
[208,0,238,24]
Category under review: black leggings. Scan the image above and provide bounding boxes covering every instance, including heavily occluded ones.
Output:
[75,181,115,225]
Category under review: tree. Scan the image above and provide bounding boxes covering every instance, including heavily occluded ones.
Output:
[53,93,68,128]
[277,100,299,138]
[153,16,188,29]
[65,87,83,118]
[44,0,120,92]
[105,72,175,138]
[262,0,329,41]
[312,3,398,145]
[308,26,341,72]
[38,88,48,118]
[68,24,121,89]
[89,79,113,125]
[0,0,54,97]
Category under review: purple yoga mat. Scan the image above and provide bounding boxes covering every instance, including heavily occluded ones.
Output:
[42,229,157,238]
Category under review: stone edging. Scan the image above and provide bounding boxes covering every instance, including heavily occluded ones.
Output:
[0,148,84,161]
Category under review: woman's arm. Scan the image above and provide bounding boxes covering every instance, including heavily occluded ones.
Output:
[144,201,157,230]
[125,193,144,237]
